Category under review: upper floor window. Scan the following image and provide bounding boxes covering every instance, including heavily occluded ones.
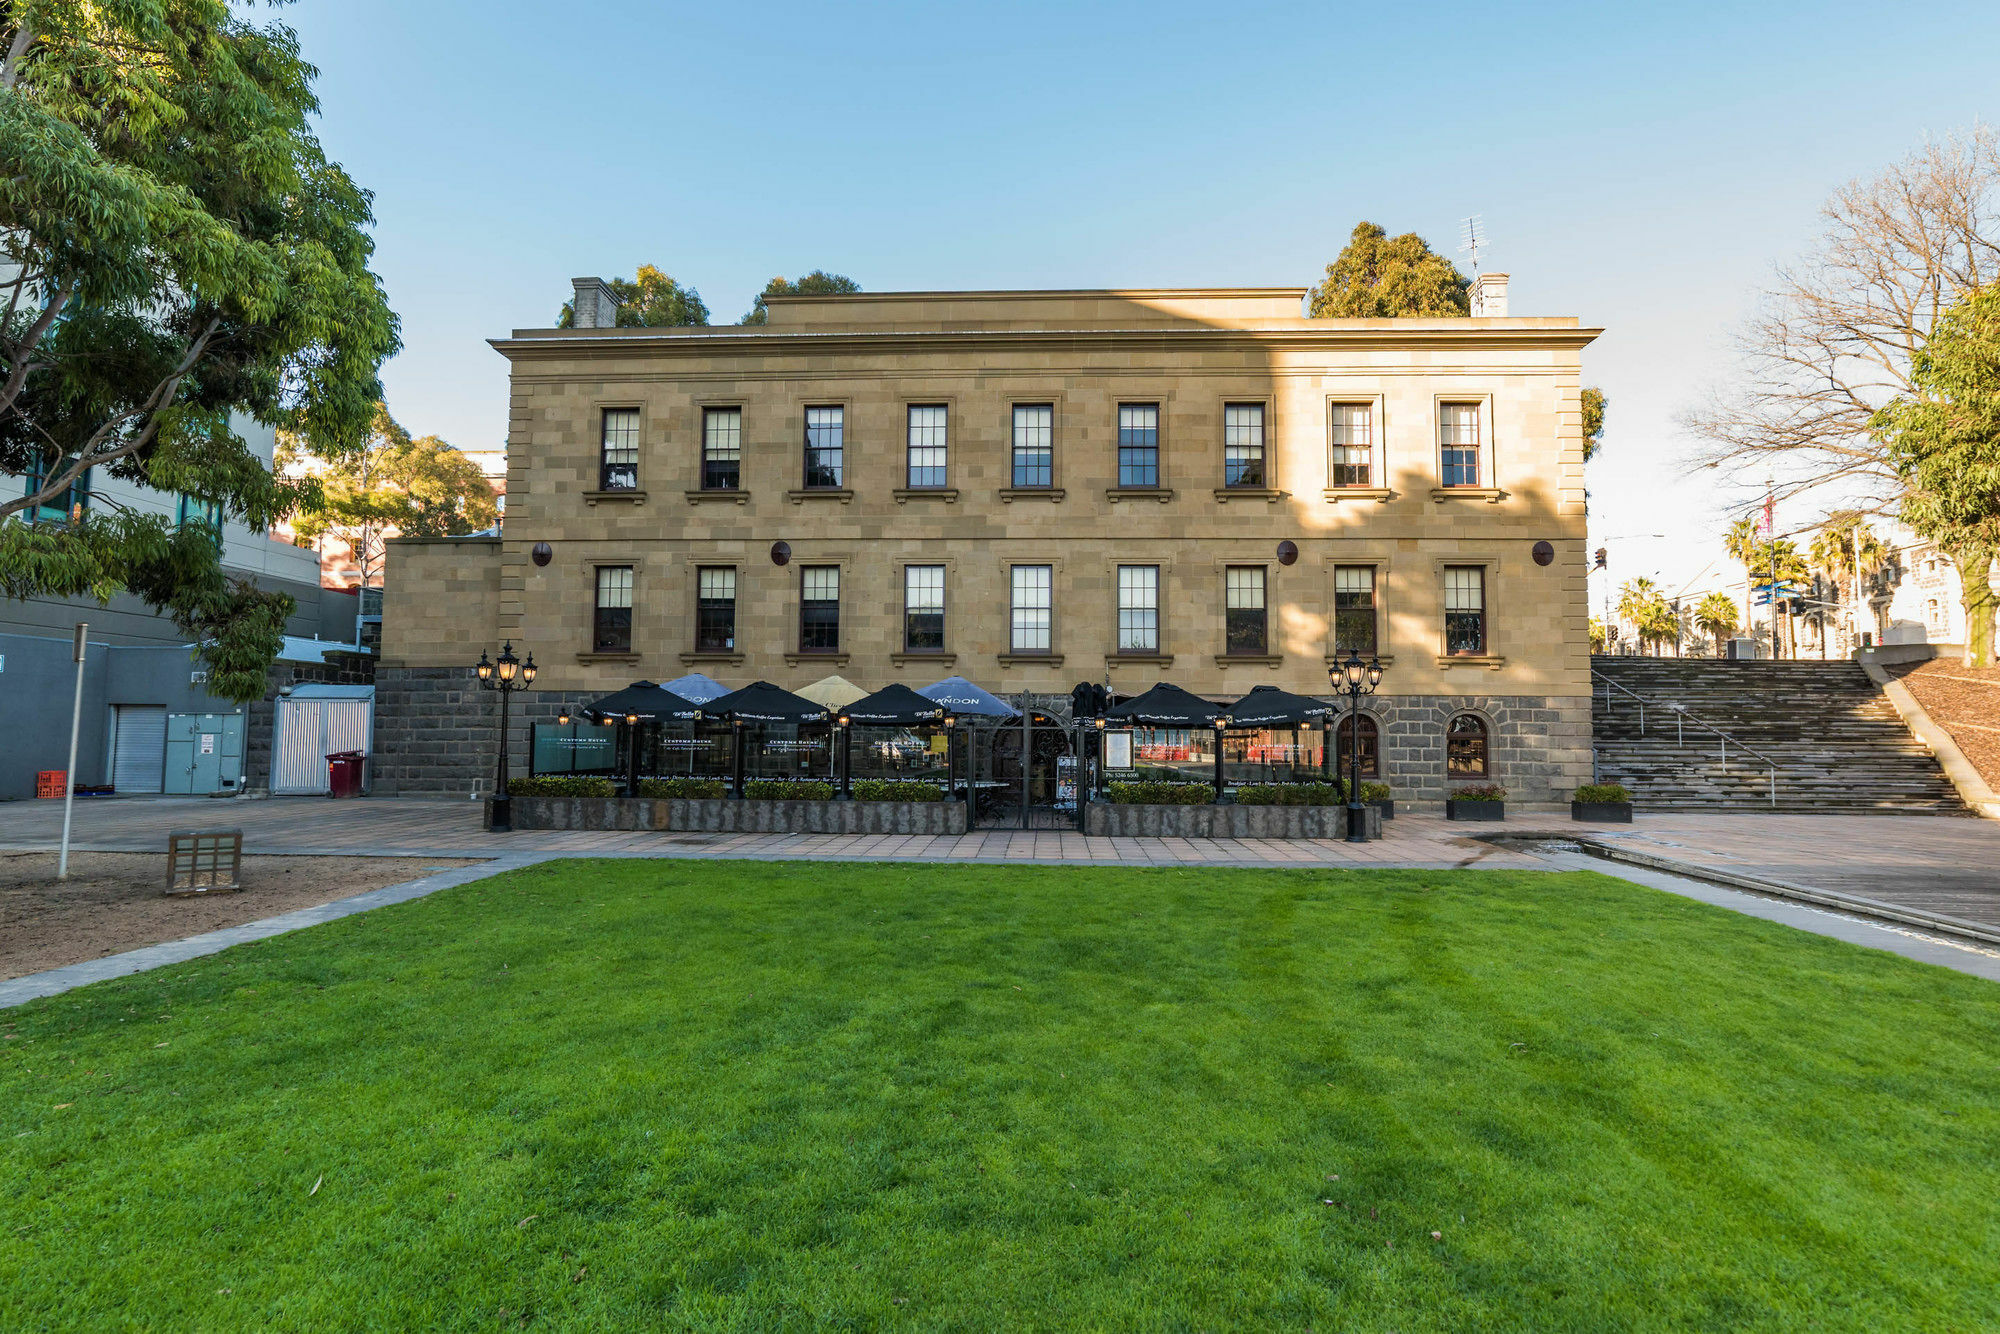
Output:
[1010,564,1052,653]
[594,565,633,653]
[1117,404,1159,488]
[907,405,948,488]
[600,409,640,490]
[1446,713,1489,777]
[800,565,840,651]
[804,406,844,488]
[1334,565,1377,654]
[1012,404,1053,488]
[1439,402,1481,487]
[696,566,736,651]
[1330,404,1373,488]
[177,494,223,550]
[1225,565,1267,656]
[24,454,90,524]
[1223,403,1265,488]
[1444,565,1486,655]
[904,564,945,652]
[702,407,741,490]
[1118,564,1160,653]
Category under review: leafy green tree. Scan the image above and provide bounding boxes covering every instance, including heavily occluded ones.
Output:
[1309,222,1470,318]
[555,264,708,328]
[279,405,498,586]
[1872,282,2000,666]
[1582,386,1607,461]
[1694,591,1740,653]
[739,271,861,325]
[0,0,399,701]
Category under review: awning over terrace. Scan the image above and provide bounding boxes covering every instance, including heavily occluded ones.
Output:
[1223,685,1335,728]
[797,674,868,710]
[842,683,949,726]
[1103,682,1224,728]
[916,676,1019,720]
[705,680,831,724]
[581,681,702,722]
[660,672,729,704]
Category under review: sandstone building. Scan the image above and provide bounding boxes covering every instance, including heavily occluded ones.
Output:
[377,279,1599,807]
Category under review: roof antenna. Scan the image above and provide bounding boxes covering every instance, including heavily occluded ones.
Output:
[1459,214,1486,275]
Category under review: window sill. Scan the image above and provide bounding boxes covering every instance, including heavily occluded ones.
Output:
[784,651,850,667]
[997,652,1064,668]
[1106,652,1174,667]
[786,488,854,504]
[678,650,744,667]
[1105,486,1174,504]
[1429,487,1505,503]
[1213,653,1283,668]
[1436,653,1507,670]
[1323,653,1397,668]
[576,651,641,665]
[999,487,1065,503]
[583,489,647,506]
[1322,487,1394,503]
[893,487,960,504]
[684,488,751,505]
[1215,487,1285,503]
[890,650,958,667]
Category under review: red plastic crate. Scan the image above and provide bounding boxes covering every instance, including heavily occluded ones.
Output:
[36,770,67,799]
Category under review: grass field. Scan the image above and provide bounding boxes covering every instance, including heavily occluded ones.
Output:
[4,859,1999,1331]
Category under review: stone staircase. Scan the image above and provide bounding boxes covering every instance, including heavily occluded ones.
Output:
[1591,656,1967,814]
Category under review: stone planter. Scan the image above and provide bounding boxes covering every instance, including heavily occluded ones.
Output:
[510,795,967,835]
[1084,801,1379,839]
[1371,798,1395,822]
[1445,799,1505,822]
[1571,800,1633,823]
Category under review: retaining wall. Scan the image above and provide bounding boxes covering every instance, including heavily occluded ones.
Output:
[1083,801,1379,839]
[511,796,968,835]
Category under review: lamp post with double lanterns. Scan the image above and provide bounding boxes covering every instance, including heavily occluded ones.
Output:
[475,641,536,831]
[1331,650,1383,844]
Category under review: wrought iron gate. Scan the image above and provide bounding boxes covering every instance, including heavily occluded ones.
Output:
[973,711,1081,830]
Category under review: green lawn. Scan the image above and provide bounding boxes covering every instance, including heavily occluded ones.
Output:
[4,861,1999,1332]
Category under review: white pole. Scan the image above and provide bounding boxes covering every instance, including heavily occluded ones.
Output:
[58,621,87,880]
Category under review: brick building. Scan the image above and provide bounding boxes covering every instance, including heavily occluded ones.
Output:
[376,281,1599,808]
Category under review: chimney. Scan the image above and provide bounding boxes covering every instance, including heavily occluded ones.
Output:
[570,276,623,329]
[1471,272,1509,317]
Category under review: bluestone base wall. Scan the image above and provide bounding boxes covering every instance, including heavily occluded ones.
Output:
[1084,802,1380,839]
[511,795,968,835]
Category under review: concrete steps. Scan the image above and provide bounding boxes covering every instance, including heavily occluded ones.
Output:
[1591,657,1967,814]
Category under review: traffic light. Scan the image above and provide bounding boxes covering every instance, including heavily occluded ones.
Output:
[1593,548,1607,570]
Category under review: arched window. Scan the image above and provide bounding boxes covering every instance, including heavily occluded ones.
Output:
[1446,714,1489,778]
[1335,714,1379,778]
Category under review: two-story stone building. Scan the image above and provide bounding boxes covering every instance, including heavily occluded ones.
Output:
[377,280,1599,807]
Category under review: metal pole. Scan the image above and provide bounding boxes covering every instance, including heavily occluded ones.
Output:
[840,724,852,799]
[1212,724,1224,802]
[1345,689,1366,843]
[1020,706,1032,830]
[491,681,513,832]
[57,622,87,880]
[732,721,745,797]
[626,720,642,797]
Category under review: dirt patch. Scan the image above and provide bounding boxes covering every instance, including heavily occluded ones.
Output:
[1890,659,2000,792]
[0,853,482,981]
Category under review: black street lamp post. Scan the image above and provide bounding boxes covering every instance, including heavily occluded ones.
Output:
[475,640,536,831]
[1331,650,1383,844]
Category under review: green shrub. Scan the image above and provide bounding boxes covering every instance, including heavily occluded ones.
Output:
[744,779,836,801]
[1573,783,1633,804]
[1106,781,1212,805]
[851,780,945,802]
[1451,784,1507,803]
[507,775,617,798]
[1233,782,1341,806]
[1359,782,1393,803]
[638,778,726,799]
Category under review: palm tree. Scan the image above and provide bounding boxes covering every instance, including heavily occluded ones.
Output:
[1724,515,1764,654]
[1617,577,1676,654]
[1807,512,1889,652]
[1694,592,1739,654]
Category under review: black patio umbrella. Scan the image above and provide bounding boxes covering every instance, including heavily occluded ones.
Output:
[705,680,830,724]
[581,681,702,723]
[1224,684,1335,728]
[842,683,949,726]
[1103,682,1225,728]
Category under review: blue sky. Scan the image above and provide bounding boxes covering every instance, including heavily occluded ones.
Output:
[283,0,2000,595]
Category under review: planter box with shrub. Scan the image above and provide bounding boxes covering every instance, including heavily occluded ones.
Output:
[1445,785,1506,822]
[1360,782,1394,821]
[1088,782,1379,838]
[1571,783,1634,823]
[508,782,964,835]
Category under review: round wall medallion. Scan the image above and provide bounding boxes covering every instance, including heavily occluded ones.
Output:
[770,541,792,567]
[530,541,553,567]
[1532,540,1555,567]
[1276,540,1299,566]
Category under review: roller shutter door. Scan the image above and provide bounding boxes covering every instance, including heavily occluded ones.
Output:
[111,705,168,794]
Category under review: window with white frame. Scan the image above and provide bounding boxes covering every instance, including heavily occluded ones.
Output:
[1439,403,1481,487]
[1012,405,1054,488]
[804,406,843,488]
[1010,565,1052,652]
[1223,403,1265,488]
[702,407,741,490]
[1117,404,1159,488]
[1329,403,1373,487]
[799,566,840,651]
[1225,566,1267,655]
[1334,565,1377,654]
[696,566,736,651]
[907,405,948,488]
[904,564,945,651]
[594,565,633,652]
[600,409,640,490]
[1117,564,1160,653]
[1444,565,1486,654]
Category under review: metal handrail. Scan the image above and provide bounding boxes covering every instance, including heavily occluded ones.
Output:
[1592,669,1780,806]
